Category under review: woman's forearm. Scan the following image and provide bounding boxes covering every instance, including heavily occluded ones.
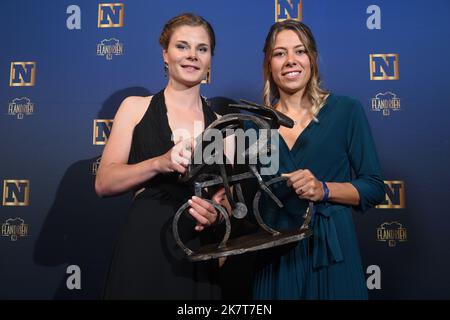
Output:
[326,182,360,206]
[95,157,160,197]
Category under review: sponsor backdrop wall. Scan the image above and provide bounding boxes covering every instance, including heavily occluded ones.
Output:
[1,0,449,299]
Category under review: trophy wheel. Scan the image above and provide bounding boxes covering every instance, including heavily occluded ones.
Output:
[172,199,231,257]
[253,176,314,236]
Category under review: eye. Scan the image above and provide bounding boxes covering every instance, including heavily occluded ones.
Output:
[273,51,285,57]
[296,49,306,55]
[176,44,188,50]
[198,46,209,53]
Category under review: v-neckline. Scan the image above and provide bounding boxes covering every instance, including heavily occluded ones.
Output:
[160,90,207,147]
[277,96,331,154]
[278,119,313,153]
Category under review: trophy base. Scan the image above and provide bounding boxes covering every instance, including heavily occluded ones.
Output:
[187,227,312,262]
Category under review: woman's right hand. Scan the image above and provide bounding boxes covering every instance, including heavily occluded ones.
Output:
[156,138,193,174]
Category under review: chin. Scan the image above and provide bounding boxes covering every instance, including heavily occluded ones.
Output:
[182,73,203,82]
[180,78,203,87]
[281,85,304,94]
[173,74,202,86]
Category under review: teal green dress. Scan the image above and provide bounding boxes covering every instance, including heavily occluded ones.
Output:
[253,94,385,300]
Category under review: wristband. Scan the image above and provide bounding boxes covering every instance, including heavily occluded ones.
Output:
[322,181,329,202]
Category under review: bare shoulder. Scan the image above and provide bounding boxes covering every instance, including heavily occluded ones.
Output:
[115,95,153,125]
[119,95,153,113]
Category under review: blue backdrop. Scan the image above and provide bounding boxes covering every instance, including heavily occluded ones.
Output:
[1,0,450,299]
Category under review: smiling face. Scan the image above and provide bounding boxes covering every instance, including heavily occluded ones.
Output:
[163,25,212,88]
[269,29,311,96]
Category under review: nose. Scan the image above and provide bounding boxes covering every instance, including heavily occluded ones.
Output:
[284,50,297,67]
[187,47,198,61]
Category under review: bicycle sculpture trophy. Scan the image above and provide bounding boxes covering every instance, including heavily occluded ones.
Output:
[172,100,314,261]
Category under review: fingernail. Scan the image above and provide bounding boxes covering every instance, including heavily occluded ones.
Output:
[188,199,192,205]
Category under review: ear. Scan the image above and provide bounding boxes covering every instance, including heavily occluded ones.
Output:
[163,49,168,63]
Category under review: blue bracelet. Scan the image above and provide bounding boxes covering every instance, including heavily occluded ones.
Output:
[322,181,329,202]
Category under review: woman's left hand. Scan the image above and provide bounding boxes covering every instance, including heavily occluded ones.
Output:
[188,188,226,232]
[282,169,324,202]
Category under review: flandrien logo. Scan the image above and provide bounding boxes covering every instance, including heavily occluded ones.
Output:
[371,92,401,116]
[171,123,280,176]
[8,97,35,119]
[97,38,124,60]
[376,221,408,247]
[2,217,29,241]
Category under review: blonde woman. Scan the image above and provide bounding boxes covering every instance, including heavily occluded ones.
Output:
[253,20,385,299]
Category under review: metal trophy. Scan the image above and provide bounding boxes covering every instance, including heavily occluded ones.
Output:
[172,100,314,261]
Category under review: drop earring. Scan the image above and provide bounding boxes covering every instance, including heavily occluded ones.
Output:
[164,62,168,78]
[201,68,211,84]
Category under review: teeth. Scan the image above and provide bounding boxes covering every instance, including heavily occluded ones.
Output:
[285,72,300,77]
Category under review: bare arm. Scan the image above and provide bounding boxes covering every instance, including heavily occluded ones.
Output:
[95,96,186,197]
[95,96,156,196]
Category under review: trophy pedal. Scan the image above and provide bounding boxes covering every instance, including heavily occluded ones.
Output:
[232,202,248,219]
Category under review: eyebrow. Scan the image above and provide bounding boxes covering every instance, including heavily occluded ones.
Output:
[175,40,210,47]
[272,44,305,51]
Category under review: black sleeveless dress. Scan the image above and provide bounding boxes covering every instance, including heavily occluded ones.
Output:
[103,90,221,299]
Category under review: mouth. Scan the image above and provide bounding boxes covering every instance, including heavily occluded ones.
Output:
[181,64,200,72]
[282,70,302,79]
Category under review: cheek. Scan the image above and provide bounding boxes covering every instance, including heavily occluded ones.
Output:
[304,65,312,80]
[166,52,179,64]
[301,56,312,69]
[300,58,312,77]
[270,60,282,77]
[270,69,279,83]
[201,54,212,66]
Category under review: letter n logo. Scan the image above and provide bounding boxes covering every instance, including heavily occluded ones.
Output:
[275,0,302,22]
[3,180,30,206]
[10,62,36,86]
[93,119,113,145]
[98,3,124,28]
[370,54,399,80]
[376,180,405,209]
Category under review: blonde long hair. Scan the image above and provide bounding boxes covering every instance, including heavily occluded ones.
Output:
[263,20,329,117]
